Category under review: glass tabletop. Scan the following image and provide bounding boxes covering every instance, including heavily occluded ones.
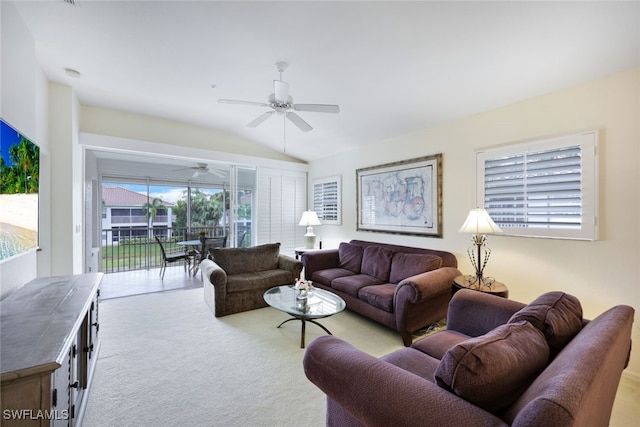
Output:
[263,285,346,319]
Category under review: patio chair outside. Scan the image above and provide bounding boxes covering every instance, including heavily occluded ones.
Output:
[155,235,191,279]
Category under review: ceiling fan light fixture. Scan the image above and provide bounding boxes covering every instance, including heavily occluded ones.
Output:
[274,80,290,103]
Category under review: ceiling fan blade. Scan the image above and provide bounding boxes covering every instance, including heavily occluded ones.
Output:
[218,99,268,107]
[172,166,192,172]
[247,111,275,128]
[191,170,200,178]
[205,168,226,178]
[274,80,289,103]
[286,112,313,132]
[294,104,340,114]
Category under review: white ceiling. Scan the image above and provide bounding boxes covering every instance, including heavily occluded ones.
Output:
[13,1,640,163]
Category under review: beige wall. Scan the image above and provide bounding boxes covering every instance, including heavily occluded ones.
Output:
[80,106,304,164]
[309,68,640,379]
[49,83,84,275]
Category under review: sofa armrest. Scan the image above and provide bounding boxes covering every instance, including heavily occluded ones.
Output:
[200,259,228,317]
[200,259,228,291]
[301,249,340,279]
[303,336,508,427]
[447,289,526,337]
[277,254,303,280]
[396,267,461,304]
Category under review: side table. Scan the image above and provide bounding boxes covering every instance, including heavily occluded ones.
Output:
[452,275,509,298]
[294,247,328,260]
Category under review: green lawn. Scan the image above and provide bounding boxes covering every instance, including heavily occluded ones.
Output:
[101,240,185,272]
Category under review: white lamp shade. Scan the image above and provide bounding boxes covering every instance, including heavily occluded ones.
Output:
[298,211,321,226]
[459,208,502,235]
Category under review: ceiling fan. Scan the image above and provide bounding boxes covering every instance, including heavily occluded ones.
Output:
[173,163,226,179]
[218,62,340,132]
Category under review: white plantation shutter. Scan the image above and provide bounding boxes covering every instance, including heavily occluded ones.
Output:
[313,175,341,225]
[256,167,306,255]
[282,171,306,254]
[477,131,598,240]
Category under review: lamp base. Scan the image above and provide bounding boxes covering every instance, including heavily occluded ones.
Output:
[304,235,316,249]
[304,226,316,249]
[465,235,495,290]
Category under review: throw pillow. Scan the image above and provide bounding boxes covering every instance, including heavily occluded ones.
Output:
[338,242,364,273]
[389,252,442,284]
[508,291,583,358]
[434,321,549,413]
[360,246,395,282]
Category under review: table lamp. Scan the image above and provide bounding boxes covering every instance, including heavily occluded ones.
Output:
[299,211,321,249]
[459,208,502,288]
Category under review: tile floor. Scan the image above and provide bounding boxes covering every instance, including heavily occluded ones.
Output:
[99,266,202,300]
[97,267,640,425]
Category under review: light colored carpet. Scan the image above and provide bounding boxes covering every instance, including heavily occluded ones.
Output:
[82,288,408,427]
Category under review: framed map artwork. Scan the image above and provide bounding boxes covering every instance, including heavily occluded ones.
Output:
[356,154,442,237]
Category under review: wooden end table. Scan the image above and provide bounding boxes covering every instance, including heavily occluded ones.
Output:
[452,275,509,298]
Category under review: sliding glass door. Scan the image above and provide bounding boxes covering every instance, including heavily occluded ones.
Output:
[100,167,256,273]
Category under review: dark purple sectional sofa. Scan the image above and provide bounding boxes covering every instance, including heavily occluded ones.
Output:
[302,240,461,346]
[304,289,635,426]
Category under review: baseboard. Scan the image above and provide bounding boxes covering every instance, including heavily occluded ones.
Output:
[621,369,640,385]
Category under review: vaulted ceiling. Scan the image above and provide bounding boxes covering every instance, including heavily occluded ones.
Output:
[13,1,640,163]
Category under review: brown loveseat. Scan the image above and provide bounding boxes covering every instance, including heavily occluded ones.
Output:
[201,243,302,317]
[302,240,461,345]
[303,289,635,426]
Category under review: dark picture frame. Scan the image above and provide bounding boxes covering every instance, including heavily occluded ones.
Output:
[356,154,442,237]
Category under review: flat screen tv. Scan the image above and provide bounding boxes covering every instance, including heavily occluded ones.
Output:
[0,118,40,261]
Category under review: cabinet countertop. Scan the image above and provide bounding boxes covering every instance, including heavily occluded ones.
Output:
[1,273,102,380]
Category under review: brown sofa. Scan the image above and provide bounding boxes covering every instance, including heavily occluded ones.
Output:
[303,289,635,426]
[201,243,303,317]
[302,240,461,345]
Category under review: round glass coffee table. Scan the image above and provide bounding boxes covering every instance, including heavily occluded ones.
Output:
[263,285,346,348]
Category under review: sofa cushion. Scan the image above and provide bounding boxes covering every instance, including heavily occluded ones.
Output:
[338,242,364,273]
[358,283,396,313]
[411,330,469,360]
[508,291,583,358]
[310,268,356,287]
[332,274,385,298]
[360,246,394,281]
[381,347,441,383]
[434,321,549,413]
[226,269,293,292]
[389,252,442,284]
[210,243,280,275]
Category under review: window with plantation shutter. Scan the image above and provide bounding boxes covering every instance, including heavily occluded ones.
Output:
[313,175,341,225]
[476,131,598,240]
